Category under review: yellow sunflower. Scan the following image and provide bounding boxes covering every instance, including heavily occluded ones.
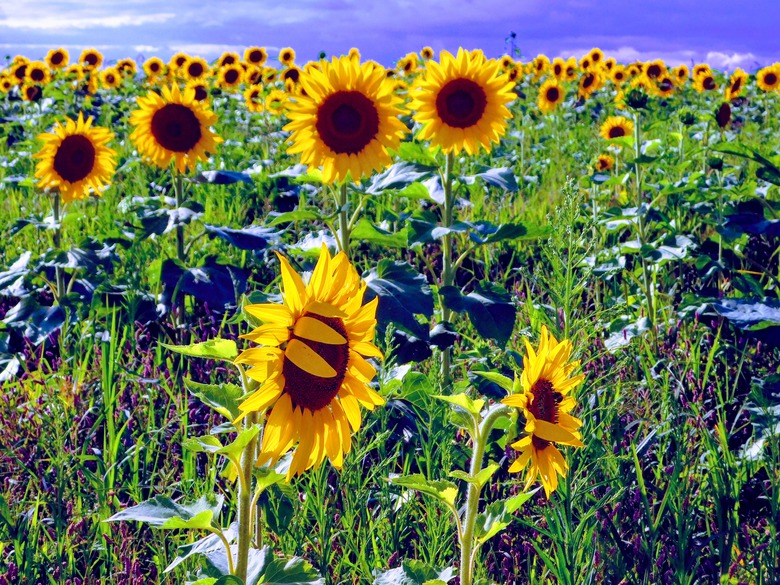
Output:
[217,51,240,68]
[235,246,384,479]
[672,65,689,86]
[217,64,244,89]
[501,326,585,497]
[693,73,718,93]
[21,84,42,102]
[45,48,69,70]
[265,89,288,115]
[116,58,137,76]
[610,65,627,86]
[551,57,566,80]
[34,112,116,204]
[725,68,748,101]
[398,53,419,75]
[143,57,165,79]
[100,67,121,90]
[64,64,85,82]
[244,46,268,67]
[0,75,13,93]
[756,65,780,92]
[10,62,28,85]
[281,65,302,85]
[600,115,634,140]
[244,85,265,113]
[692,63,711,79]
[421,46,434,60]
[564,58,578,81]
[348,47,361,61]
[129,84,222,173]
[169,52,190,74]
[500,55,515,70]
[532,54,549,78]
[595,154,614,172]
[263,66,279,84]
[588,47,604,66]
[409,48,515,156]
[578,70,603,100]
[25,61,50,85]
[284,55,407,184]
[602,57,616,72]
[644,60,666,80]
[652,75,675,98]
[537,79,565,114]
[79,48,103,70]
[279,47,296,66]
[183,57,209,81]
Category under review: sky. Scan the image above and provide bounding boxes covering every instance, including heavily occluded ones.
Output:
[1,0,779,71]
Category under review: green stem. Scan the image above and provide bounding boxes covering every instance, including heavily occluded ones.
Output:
[459,404,510,585]
[235,411,258,580]
[337,182,350,258]
[173,170,186,263]
[440,151,455,388]
[52,191,65,302]
[632,111,655,328]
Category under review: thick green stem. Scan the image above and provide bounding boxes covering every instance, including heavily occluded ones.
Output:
[632,112,655,328]
[440,152,455,388]
[235,411,258,581]
[459,405,510,585]
[337,182,350,259]
[52,191,65,302]
[173,171,186,263]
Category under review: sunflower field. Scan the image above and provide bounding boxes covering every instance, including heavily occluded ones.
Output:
[0,45,779,585]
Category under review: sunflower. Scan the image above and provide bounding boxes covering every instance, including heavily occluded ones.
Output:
[421,46,434,60]
[588,47,604,65]
[116,58,137,76]
[626,63,642,78]
[500,326,584,498]
[347,47,361,61]
[610,65,627,86]
[21,84,42,102]
[244,85,265,113]
[602,57,616,72]
[693,73,718,93]
[129,84,222,173]
[579,56,591,71]
[409,48,514,156]
[100,67,121,90]
[0,75,12,93]
[644,60,666,80]
[45,48,69,70]
[600,115,634,140]
[537,79,565,114]
[235,246,384,479]
[578,70,603,100]
[143,57,165,79]
[217,51,240,68]
[217,64,244,89]
[183,57,209,81]
[551,57,566,80]
[756,65,780,92]
[500,55,515,70]
[169,52,190,74]
[692,63,711,79]
[244,67,263,86]
[595,154,614,172]
[284,56,406,184]
[532,54,549,78]
[265,89,288,114]
[672,65,689,86]
[398,53,419,75]
[25,61,50,85]
[10,62,28,84]
[263,66,279,84]
[279,47,296,66]
[725,68,747,101]
[244,46,268,67]
[34,112,116,204]
[652,75,675,98]
[64,64,85,81]
[281,65,302,85]
[564,58,578,81]
[79,48,103,70]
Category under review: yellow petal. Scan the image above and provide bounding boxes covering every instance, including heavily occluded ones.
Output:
[534,420,584,447]
[340,394,362,432]
[294,316,347,344]
[276,253,307,315]
[245,303,293,325]
[285,339,337,378]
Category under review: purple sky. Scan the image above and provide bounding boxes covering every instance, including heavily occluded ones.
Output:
[2,1,779,70]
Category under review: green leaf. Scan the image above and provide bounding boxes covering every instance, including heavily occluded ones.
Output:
[367,162,436,194]
[106,494,223,529]
[373,560,455,585]
[440,282,516,347]
[399,371,434,410]
[475,489,538,544]
[468,220,548,244]
[450,462,500,488]
[434,392,484,417]
[161,338,238,362]
[165,523,237,573]
[640,234,696,265]
[185,379,244,420]
[364,260,434,338]
[393,142,440,166]
[472,371,514,393]
[183,435,224,454]
[388,474,459,509]
[217,425,261,458]
[204,546,322,584]
[267,209,323,226]
[351,218,409,248]
[461,167,519,192]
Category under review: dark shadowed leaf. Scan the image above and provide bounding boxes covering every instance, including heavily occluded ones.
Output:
[204,224,279,250]
[461,167,519,191]
[367,162,436,194]
[351,218,409,248]
[195,170,253,184]
[440,283,516,347]
[106,494,223,529]
[364,260,433,338]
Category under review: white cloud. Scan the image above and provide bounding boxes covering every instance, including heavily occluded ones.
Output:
[705,51,760,70]
[167,43,247,58]
[0,12,174,30]
[134,45,160,53]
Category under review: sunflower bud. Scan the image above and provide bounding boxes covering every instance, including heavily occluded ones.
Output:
[625,88,648,110]
[679,109,696,126]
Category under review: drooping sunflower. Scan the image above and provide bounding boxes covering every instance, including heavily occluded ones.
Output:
[25,61,50,85]
[600,115,634,140]
[21,84,42,102]
[725,68,748,101]
[537,79,565,114]
[284,55,407,184]
[265,89,288,115]
[143,57,165,79]
[595,154,614,172]
[34,112,116,204]
[756,65,780,92]
[116,58,137,76]
[279,47,296,66]
[45,48,69,70]
[183,57,209,81]
[500,326,585,497]
[244,46,268,67]
[244,67,263,86]
[420,46,434,60]
[397,53,419,75]
[129,84,222,173]
[692,63,711,79]
[217,64,244,89]
[693,73,718,93]
[578,70,603,100]
[672,65,689,86]
[79,48,103,70]
[244,85,265,113]
[409,48,515,156]
[263,66,279,84]
[64,64,85,82]
[235,246,384,479]
[100,67,121,90]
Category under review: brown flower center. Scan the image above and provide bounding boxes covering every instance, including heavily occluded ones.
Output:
[316,90,379,154]
[188,62,204,78]
[765,72,778,86]
[646,64,662,79]
[703,76,716,90]
[528,379,562,450]
[283,314,349,411]
[224,68,240,85]
[30,68,45,82]
[546,86,560,102]
[249,50,264,64]
[151,104,202,153]
[435,78,487,129]
[84,53,99,67]
[608,125,626,138]
[53,134,96,183]
[51,52,64,65]
[192,85,208,101]
[281,51,292,63]
[14,65,27,81]
[149,62,161,73]
[582,74,595,89]
[283,68,300,83]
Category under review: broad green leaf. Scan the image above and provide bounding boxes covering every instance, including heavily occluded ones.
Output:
[440,283,516,347]
[388,474,459,508]
[366,162,435,194]
[161,338,238,361]
[106,494,223,529]
[434,392,484,417]
[162,510,214,530]
[351,218,409,248]
[461,167,519,192]
[399,371,434,410]
[450,462,500,488]
[204,546,322,584]
[217,425,260,458]
[472,371,514,393]
[185,379,244,420]
[475,489,538,544]
[373,560,455,585]
[267,210,322,225]
[183,435,224,454]
[165,523,237,573]
[364,260,434,338]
